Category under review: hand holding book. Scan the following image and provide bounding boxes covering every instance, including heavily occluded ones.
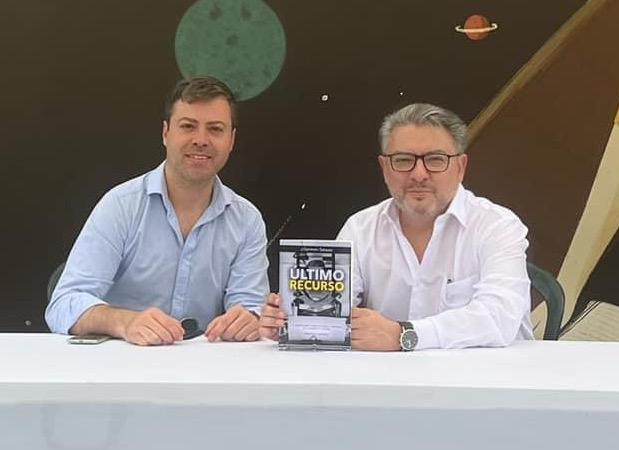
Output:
[259,293,287,340]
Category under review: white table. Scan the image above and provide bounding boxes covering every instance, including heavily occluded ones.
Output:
[2,334,619,449]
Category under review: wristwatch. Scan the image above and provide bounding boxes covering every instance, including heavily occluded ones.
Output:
[398,321,418,351]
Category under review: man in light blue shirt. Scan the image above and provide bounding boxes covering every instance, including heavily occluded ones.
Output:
[46,76,269,346]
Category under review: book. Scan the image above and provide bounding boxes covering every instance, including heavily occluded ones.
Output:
[560,301,619,341]
[278,239,352,351]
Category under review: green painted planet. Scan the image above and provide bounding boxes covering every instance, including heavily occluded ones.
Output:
[175,0,286,101]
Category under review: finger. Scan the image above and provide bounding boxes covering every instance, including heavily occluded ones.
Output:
[270,294,288,319]
[266,293,280,307]
[207,308,242,341]
[233,320,259,341]
[222,313,252,341]
[205,315,218,334]
[259,315,285,328]
[350,317,368,330]
[226,304,246,317]
[216,306,248,340]
[136,326,163,346]
[206,317,225,342]
[143,308,183,341]
[260,305,287,321]
[150,310,184,341]
[127,331,148,346]
[350,327,368,341]
[259,325,279,340]
[144,318,177,344]
[144,314,185,345]
[127,316,166,345]
[351,339,365,351]
[351,307,366,319]
[144,320,178,345]
[260,304,279,317]
[246,330,260,341]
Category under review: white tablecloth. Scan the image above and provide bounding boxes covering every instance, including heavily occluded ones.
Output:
[2,334,618,449]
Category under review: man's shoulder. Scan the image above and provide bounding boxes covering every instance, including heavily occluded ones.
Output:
[347,198,391,220]
[341,198,392,232]
[106,173,147,197]
[95,170,153,213]
[220,183,264,220]
[463,189,525,229]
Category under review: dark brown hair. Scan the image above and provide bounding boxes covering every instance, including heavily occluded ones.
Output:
[164,75,236,127]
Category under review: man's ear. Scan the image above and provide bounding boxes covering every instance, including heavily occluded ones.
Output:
[162,120,169,146]
[377,154,387,170]
[458,153,468,181]
[229,127,236,152]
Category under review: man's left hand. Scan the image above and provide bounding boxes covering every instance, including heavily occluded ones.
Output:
[205,304,260,342]
[351,307,401,351]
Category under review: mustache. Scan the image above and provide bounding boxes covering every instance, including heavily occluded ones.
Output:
[405,183,434,191]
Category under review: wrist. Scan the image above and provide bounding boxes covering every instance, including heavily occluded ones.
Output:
[113,307,138,340]
[391,320,402,351]
[398,321,418,351]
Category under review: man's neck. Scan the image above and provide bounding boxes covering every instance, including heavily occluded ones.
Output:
[398,211,435,263]
[164,168,215,238]
[168,181,214,213]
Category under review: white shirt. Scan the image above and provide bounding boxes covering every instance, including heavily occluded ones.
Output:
[337,184,533,350]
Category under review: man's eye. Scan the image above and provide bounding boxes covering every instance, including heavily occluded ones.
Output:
[426,155,445,163]
[209,126,224,133]
[394,156,413,163]
[180,123,195,130]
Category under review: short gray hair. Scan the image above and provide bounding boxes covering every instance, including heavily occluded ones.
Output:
[379,103,468,154]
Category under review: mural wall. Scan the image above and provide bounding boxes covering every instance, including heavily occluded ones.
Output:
[4,0,616,334]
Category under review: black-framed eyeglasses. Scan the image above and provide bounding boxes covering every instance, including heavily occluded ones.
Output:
[380,152,462,173]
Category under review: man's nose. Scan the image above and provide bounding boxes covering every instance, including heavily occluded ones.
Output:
[409,157,430,181]
[192,128,210,146]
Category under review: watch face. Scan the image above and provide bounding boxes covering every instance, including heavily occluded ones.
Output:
[401,329,418,351]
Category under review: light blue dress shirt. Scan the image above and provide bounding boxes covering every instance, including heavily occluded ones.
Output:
[45,163,269,334]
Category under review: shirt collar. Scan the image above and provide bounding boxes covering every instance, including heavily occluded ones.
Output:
[382,183,468,228]
[145,162,166,196]
[442,184,467,227]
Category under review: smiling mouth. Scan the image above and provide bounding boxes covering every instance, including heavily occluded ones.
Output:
[186,154,212,161]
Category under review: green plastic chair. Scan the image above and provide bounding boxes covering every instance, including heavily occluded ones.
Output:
[47,261,66,302]
[527,262,565,340]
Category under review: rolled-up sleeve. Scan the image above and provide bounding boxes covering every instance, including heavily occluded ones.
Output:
[413,216,531,350]
[45,193,126,334]
[223,211,269,315]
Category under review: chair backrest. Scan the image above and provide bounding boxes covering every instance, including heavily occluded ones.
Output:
[527,262,565,340]
[47,262,66,302]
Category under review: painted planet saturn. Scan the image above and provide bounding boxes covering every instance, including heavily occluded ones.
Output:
[455,14,498,41]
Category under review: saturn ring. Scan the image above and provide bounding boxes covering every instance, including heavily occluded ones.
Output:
[455,23,499,34]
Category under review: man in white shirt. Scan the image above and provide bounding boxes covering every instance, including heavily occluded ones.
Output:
[259,103,533,351]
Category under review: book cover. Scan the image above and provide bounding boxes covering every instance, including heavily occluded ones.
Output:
[278,239,352,350]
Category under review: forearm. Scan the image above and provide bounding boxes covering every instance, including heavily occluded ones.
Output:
[70,304,136,338]
[225,215,269,312]
[414,244,531,349]
[46,190,127,334]
[412,292,528,350]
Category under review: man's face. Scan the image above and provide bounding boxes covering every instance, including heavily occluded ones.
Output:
[162,97,235,186]
[379,124,467,221]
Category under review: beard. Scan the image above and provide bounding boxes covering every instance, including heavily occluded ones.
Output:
[390,184,451,220]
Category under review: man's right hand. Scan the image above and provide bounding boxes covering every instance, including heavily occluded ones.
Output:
[258,293,286,340]
[71,305,184,346]
[122,307,184,346]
